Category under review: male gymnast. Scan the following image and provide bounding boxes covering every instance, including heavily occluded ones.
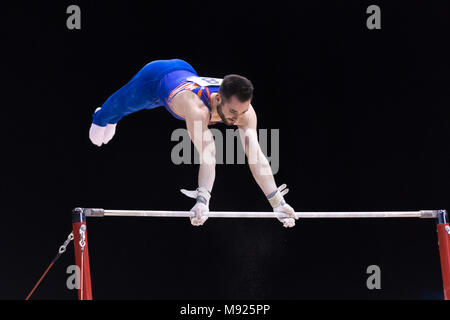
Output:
[89,59,298,227]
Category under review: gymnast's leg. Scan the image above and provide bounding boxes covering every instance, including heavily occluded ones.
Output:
[88,63,162,146]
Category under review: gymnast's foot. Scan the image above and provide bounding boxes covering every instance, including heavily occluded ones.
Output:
[89,108,117,146]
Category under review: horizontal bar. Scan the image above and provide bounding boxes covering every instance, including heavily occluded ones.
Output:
[82,208,440,219]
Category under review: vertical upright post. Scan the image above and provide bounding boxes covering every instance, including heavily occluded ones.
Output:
[437,210,450,300]
[72,208,93,300]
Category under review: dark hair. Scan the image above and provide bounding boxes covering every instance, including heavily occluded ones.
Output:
[219,74,254,103]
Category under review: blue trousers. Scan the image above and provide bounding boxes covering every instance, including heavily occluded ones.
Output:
[92,59,198,126]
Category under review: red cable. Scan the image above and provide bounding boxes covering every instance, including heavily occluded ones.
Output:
[25,256,58,300]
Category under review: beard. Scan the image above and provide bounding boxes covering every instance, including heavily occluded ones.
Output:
[217,102,236,126]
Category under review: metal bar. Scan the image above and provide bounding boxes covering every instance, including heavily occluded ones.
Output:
[82,208,439,219]
[75,207,448,300]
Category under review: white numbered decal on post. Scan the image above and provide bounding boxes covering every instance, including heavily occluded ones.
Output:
[186,76,223,87]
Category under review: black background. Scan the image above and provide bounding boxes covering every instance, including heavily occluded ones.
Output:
[1,0,450,300]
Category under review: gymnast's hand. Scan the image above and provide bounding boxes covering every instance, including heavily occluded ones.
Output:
[189,202,209,226]
[89,108,117,147]
[274,202,297,228]
[267,184,298,228]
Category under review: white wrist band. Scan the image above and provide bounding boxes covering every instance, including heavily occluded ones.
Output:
[267,184,289,208]
[268,191,285,208]
[180,187,211,206]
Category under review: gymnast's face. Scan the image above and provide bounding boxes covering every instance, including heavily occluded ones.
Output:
[217,95,250,126]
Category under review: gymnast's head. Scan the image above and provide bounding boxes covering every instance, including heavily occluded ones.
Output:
[216,74,254,126]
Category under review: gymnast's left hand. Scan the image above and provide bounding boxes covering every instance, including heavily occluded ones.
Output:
[274,202,297,228]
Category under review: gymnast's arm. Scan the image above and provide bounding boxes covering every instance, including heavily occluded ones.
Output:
[178,92,216,225]
[181,92,216,195]
[237,105,278,195]
[238,105,297,226]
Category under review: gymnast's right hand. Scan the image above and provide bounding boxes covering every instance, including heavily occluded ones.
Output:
[189,202,209,226]
[89,108,117,147]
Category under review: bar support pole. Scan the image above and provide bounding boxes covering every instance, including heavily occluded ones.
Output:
[436,210,450,300]
[72,208,93,300]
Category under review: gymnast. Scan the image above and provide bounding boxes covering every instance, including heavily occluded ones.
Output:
[89,59,297,227]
